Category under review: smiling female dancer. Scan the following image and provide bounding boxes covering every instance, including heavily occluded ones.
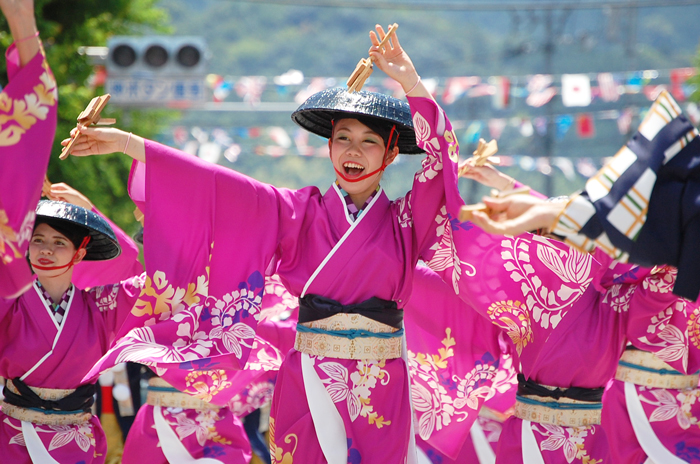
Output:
[64,24,506,463]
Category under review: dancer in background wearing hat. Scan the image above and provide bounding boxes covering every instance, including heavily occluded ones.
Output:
[0,0,58,299]
[0,181,145,463]
[62,24,511,463]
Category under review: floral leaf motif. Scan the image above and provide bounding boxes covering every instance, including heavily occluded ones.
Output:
[417,405,437,440]
[412,112,431,143]
[411,382,434,412]
[648,404,681,423]
[325,382,349,404]
[536,245,569,282]
[9,432,26,447]
[319,362,349,384]
[347,392,362,422]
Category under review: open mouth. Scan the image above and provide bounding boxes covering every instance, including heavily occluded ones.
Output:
[343,161,365,178]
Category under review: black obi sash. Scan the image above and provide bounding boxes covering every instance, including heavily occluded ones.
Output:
[517,374,604,403]
[299,294,403,330]
[3,377,96,413]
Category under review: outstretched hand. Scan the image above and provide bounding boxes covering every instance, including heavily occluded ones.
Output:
[468,195,568,236]
[60,125,146,163]
[459,158,515,191]
[369,25,429,99]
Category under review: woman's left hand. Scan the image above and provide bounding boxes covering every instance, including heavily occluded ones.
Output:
[369,25,429,98]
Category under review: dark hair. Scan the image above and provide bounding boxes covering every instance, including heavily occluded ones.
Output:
[333,115,399,150]
[33,217,89,250]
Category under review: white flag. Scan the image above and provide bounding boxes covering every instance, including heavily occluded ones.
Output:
[562,74,592,107]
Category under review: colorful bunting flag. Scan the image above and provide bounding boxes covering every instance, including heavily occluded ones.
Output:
[597,72,619,102]
[526,74,557,107]
[576,113,595,138]
[490,76,510,109]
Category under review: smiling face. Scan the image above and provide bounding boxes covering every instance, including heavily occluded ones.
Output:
[329,118,399,207]
[29,222,86,278]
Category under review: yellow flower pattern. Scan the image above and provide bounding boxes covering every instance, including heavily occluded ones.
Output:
[688,307,700,351]
[269,417,297,464]
[487,300,533,356]
[0,54,57,147]
[183,370,233,403]
[0,209,21,264]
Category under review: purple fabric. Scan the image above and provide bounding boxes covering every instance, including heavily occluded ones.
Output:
[0,44,58,298]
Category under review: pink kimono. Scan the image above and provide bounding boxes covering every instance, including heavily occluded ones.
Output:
[85,96,503,463]
[0,43,58,298]
[425,216,700,464]
[0,214,143,463]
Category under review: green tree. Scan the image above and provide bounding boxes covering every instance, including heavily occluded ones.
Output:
[1,0,175,232]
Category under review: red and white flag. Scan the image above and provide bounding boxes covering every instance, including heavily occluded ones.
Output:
[526,74,556,107]
[561,74,592,107]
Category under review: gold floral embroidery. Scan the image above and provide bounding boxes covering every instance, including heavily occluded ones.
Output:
[410,329,496,441]
[689,307,700,351]
[132,269,208,318]
[443,128,460,163]
[0,209,22,264]
[183,370,233,403]
[487,300,533,356]
[269,417,298,464]
[0,55,57,147]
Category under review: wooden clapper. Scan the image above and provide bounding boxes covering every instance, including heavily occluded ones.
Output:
[346,24,399,93]
[60,94,115,160]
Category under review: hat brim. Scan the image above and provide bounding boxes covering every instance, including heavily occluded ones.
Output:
[292,87,425,155]
[35,201,121,261]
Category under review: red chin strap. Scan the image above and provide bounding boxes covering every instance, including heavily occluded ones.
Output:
[31,235,91,277]
[332,123,399,183]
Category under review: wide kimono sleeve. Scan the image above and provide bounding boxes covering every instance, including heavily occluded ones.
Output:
[72,206,143,289]
[0,43,58,298]
[85,141,315,404]
[405,266,503,460]
[411,101,602,332]
[593,249,700,374]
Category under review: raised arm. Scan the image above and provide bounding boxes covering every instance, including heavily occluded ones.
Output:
[1,0,40,66]
[0,0,57,298]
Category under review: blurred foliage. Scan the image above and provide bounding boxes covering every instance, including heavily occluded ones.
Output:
[1,0,174,234]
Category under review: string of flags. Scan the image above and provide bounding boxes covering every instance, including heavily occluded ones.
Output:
[164,97,700,180]
[206,66,697,108]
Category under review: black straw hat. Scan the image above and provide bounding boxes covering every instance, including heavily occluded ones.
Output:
[292,87,424,155]
[35,200,121,261]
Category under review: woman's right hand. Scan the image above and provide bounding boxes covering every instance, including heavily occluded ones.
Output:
[62,125,146,163]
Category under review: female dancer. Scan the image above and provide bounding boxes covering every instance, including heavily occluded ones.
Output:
[0,190,144,463]
[64,24,504,463]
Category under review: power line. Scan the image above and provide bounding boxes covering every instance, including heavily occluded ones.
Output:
[224,0,700,11]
